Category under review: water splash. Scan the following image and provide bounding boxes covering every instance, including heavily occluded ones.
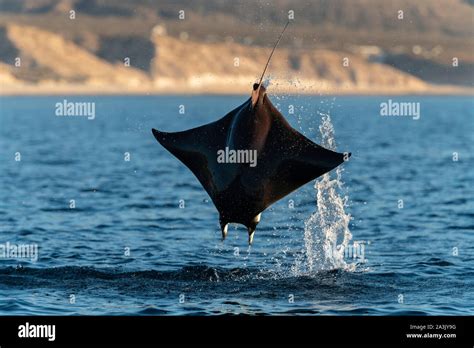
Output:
[294,113,354,274]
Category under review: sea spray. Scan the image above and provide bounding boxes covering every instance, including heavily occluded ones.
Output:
[294,113,354,274]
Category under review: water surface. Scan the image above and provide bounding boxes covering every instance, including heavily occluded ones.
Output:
[0,95,472,315]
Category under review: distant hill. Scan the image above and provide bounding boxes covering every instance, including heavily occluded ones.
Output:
[0,0,472,94]
[151,32,427,94]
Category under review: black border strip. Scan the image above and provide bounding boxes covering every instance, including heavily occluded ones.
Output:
[0,315,472,346]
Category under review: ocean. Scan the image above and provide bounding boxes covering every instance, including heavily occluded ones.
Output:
[0,94,473,315]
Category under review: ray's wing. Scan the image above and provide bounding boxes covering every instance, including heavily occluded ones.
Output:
[255,96,350,208]
[152,101,247,203]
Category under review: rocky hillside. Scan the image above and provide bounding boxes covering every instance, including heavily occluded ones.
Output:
[0,0,472,94]
[3,24,149,85]
[151,33,427,93]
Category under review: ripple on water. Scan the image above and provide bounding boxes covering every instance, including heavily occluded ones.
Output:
[0,96,473,315]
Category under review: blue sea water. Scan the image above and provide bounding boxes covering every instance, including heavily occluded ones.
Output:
[0,94,473,315]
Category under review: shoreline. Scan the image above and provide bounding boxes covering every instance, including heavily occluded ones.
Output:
[1,83,472,97]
